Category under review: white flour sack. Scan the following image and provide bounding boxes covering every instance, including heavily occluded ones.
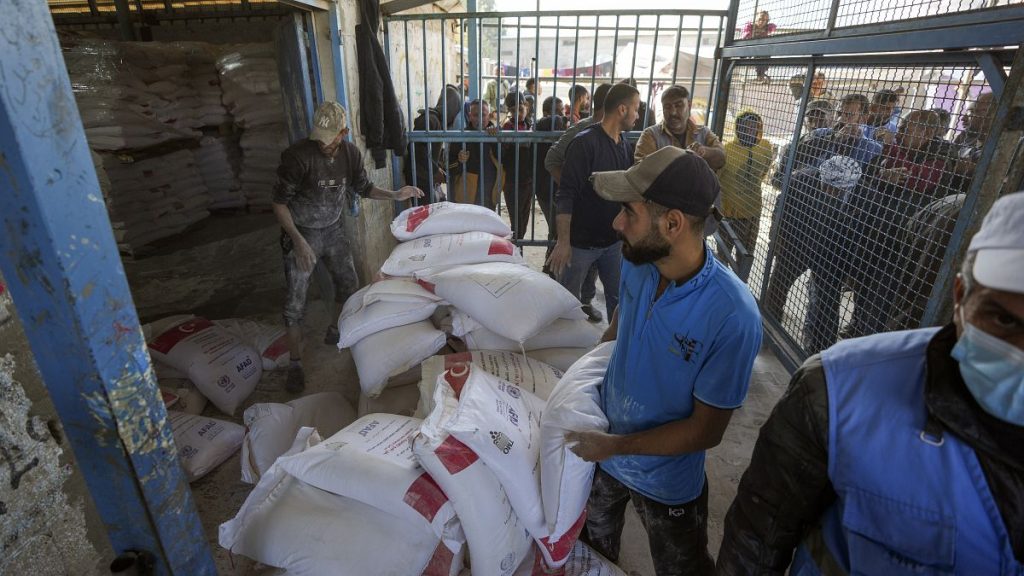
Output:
[240,392,357,483]
[361,278,447,306]
[278,414,463,551]
[512,541,627,576]
[213,318,290,371]
[392,201,512,241]
[168,411,244,482]
[443,364,554,556]
[466,319,602,353]
[351,320,448,397]
[220,462,463,576]
[337,283,440,349]
[527,348,592,372]
[415,263,581,342]
[416,351,564,419]
[540,342,614,559]
[147,316,261,415]
[381,231,525,277]
[414,380,533,576]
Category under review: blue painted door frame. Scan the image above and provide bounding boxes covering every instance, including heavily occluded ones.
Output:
[0,0,215,574]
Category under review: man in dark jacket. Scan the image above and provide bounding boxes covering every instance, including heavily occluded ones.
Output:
[355,0,407,167]
[717,191,1024,575]
[403,85,463,203]
[273,102,424,393]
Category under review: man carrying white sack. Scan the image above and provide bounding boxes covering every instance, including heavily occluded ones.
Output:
[273,101,424,393]
[566,147,762,576]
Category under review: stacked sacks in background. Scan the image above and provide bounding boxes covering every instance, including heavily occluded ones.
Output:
[216,44,289,208]
[98,150,211,254]
[62,36,197,151]
[62,37,215,254]
[194,135,244,209]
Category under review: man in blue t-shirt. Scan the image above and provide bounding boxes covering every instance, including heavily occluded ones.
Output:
[567,147,763,576]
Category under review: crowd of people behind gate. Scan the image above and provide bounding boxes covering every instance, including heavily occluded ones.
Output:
[403,76,996,356]
[766,82,994,354]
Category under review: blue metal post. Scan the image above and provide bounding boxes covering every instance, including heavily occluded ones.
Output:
[0,2,215,574]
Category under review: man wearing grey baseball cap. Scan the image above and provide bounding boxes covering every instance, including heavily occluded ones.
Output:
[565,147,763,575]
[719,191,1024,574]
[273,101,424,393]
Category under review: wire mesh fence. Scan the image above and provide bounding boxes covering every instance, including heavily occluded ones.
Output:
[385,10,727,246]
[722,60,1000,359]
[734,0,1022,39]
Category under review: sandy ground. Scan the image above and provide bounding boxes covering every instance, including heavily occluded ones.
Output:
[110,203,791,575]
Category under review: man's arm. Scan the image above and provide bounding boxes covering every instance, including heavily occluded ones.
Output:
[367,186,424,201]
[569,400,734,461]
[700,130,727,171]
[272,150,315,272]
[544,120,589,179]
[548,135,591,275]
[717,356,836,575]
[272,202,315,273]
[349,144,425,202]
[634,128,656,163]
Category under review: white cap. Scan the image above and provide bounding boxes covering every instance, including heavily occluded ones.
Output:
[969,191,1024,294]
[818,155,862,191]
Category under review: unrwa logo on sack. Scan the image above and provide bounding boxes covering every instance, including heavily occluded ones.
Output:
[217,375,236,393]
[489,431,514,454]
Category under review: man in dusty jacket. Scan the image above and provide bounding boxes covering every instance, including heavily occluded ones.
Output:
[273,102,424,393]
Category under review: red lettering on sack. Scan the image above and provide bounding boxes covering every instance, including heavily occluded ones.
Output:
[420,540,456,576]
[529,542,567,576]
[538,510,587,567]
[403,472,448,522]
[262,333,290,361]
[416,278,436,294]
[435,435,478,475]
[443,364,471,398]
[406,206,433,232]
[488,237,515,256]
[147,317,215,354]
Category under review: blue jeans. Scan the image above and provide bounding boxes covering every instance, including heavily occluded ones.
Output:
[558,243,621,321]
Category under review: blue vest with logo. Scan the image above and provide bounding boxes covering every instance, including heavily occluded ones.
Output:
[791,328,1023,576]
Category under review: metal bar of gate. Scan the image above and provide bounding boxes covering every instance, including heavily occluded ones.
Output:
[757,62,817,304]
[0,4,214,573]
[690,15,703,101]
[645,15,661,132]
[385,9,728,20]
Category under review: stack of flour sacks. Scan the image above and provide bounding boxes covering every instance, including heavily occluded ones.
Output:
[339,202,603,403]
[220,341,620,575]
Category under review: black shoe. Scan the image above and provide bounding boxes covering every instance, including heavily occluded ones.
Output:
[285,363,305,394]
[324,325,340,346]
[581,304,603,323]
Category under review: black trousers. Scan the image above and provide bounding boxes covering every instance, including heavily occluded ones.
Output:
[583,467,715,576]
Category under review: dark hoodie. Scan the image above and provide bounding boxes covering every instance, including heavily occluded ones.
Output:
[403,85,463,202]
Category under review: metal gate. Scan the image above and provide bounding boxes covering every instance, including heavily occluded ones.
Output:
[383,9,728,246]
[712,0,1024,372]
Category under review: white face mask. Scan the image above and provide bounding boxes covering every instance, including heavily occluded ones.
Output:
[951,308,1024,426]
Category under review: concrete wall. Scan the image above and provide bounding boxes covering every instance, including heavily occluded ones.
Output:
[0,275,108,575]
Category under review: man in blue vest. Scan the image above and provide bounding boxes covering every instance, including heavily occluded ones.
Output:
[717,191,1024,574]
[566,147,763,576]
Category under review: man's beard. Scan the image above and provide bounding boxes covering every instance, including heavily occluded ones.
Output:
[620,228,671,264]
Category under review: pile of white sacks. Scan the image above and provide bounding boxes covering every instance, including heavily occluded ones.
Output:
[218,203,619,575]
[216,44,289,208]
[142,315,300,482]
